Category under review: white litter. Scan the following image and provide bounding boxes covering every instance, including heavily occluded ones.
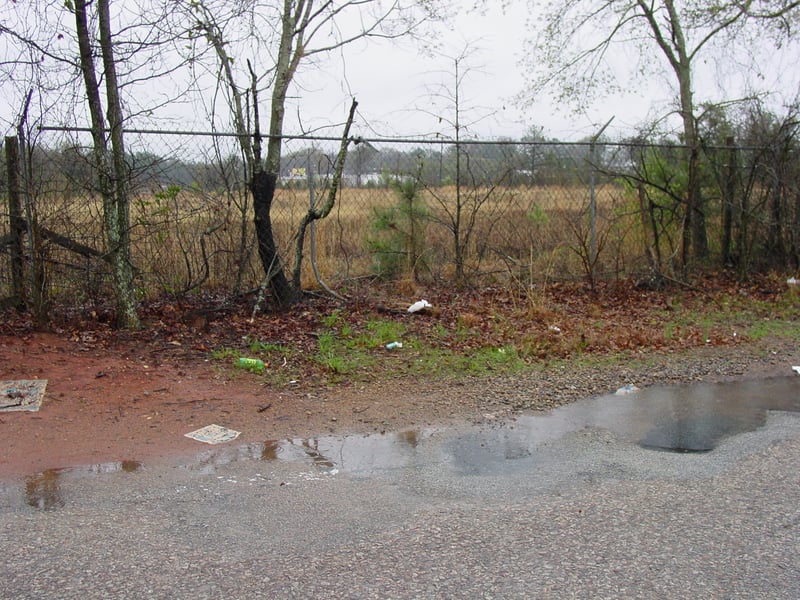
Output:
[615,384,640,395]
[407,299,432,313]
[184,424,241,444]
[792,366,800,375]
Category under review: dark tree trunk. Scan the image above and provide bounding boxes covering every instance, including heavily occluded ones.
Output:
[74,0,140,329]
[793,189,800,269]
[721,137,736,266]
[4,136,26,310]
[250,170,300,307]
[687,141,708,262]
[767,183,786,264]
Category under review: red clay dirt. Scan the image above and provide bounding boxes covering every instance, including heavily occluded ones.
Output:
[3,329,798,479]
[2,275,798,478]
[0,332,488,478]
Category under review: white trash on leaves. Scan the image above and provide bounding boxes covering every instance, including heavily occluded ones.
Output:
[407,299,432,313]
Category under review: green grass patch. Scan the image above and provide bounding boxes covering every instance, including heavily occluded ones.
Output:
[308,311,524,381]
[311,315,405,378]
[743,317,800,340]
[207,283,800,387]
[248,340,289,355]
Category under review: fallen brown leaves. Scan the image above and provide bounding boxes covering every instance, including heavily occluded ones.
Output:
[0,271,795,385]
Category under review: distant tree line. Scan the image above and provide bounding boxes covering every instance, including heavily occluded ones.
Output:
[0,133,615,199]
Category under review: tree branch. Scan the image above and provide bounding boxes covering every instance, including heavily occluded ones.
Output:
[290,98,358,289]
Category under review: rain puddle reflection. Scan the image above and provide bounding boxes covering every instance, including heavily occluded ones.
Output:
[573,375,800,453]
[23,460,142,511]
[182,430,434,476]
[184,376,800,476]
[11,376,800,503]
[480,375,800,460]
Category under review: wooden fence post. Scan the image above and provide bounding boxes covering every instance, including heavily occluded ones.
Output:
[4,135,26,310]
[721,136,736,267]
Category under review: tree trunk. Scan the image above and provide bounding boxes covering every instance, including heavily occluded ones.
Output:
[290,99,358,291]
[736,166,751,280]
[250,170,299,307]
[767,183,786,264]
[793,189,800,269]
[643,0,708,265]
[97,0,139,328]
[674,55,707,264]
[250,0,307,306]
[721,137,736,266]
[74,0,140,328]
[687,144,708,261]
[4,136,26,310]
[638,183,660,274]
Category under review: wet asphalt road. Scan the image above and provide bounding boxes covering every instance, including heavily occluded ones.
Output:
[1,409,798,599]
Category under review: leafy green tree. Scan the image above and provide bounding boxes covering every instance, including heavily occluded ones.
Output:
[368,177,429,280]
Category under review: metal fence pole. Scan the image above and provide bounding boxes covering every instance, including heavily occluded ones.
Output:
[589,117,614,284]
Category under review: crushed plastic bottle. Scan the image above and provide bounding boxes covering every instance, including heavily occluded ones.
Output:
[385,341,403,350]
[237,357,265,371]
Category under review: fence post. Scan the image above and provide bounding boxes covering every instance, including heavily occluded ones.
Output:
[4,136,26,310]
[721,136,737,266]
[589,117,614,285]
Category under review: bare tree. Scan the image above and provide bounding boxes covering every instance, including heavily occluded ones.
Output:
[522,0,800,268]
[419,45,514,283]
[181,0,450,307]
[73,0,140,328]
[3,0,200,327]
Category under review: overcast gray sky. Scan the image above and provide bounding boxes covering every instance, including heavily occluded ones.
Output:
[285,1,800,142]
[3,1,799,142]
[144,2,671,141]
[275,2,664,141]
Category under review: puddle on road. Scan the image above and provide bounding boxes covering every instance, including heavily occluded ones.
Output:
[23,460,142,511]
[498,375,800,456]
[9,376,800,508]
[183,430,434,476]
[182,376,800,476]
[587,376,800,453]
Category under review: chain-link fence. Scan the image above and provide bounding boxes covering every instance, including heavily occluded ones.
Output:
[2,127,799,316]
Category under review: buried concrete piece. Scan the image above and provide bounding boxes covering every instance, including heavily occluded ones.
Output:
[0,380,47,412]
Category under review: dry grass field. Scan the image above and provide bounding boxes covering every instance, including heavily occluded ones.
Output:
[2,182,650,306]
